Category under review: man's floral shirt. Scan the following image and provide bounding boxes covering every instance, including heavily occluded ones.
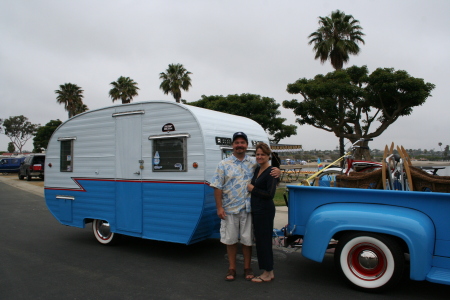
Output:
[210,154,256,214]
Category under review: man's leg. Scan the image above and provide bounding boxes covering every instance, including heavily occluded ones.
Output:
[226,244,237,280]
[227,244,238,270]
[242,244,252,270]
[240,212,254,280]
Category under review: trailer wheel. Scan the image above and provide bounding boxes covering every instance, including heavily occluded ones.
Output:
[335,232,404,292]
[93,219,120,245]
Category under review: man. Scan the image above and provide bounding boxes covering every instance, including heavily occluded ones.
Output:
[210,132,279,281]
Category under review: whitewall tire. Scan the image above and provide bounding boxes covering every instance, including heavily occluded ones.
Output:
[335,232,404,292]
[92,219,120,245]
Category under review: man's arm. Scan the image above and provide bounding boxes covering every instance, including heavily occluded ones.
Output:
[214,188,226,219]
[270,167,281,178]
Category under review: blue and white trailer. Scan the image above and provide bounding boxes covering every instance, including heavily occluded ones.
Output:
[44,101,269,245]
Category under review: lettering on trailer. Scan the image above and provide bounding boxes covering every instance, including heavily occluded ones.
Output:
[162,123,175,132]
[215,137,232,146]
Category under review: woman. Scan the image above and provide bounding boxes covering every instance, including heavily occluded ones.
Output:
[247,142,278,282]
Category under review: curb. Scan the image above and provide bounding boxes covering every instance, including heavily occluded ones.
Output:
[0,174,44,197]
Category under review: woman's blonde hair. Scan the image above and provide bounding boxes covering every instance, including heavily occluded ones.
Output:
[255,142,272,158]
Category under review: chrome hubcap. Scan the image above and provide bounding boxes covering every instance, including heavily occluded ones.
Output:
[358,250,379,269]
[96,220,111,239]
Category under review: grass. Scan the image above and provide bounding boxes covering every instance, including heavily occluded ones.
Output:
[274,187,288,206]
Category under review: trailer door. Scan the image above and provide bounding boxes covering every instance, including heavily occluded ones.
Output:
[114,111,143,234]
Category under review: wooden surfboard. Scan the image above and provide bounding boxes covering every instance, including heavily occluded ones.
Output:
[382,145,388,189]
[389,142,395,155]
[401,146,411,166]
[397,145,413,191]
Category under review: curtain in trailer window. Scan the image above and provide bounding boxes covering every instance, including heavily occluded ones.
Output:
[153,137,186,172]
[60,140,73,172]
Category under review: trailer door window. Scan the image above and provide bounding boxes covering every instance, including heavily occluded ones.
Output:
[59,139,74,172]
[150,136,188,172]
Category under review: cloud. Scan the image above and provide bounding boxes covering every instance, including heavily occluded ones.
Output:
[1,0,449,152]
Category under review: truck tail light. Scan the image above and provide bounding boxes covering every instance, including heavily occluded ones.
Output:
[32,164,43,171]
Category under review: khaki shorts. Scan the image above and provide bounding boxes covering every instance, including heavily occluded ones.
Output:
[220,210,253,246]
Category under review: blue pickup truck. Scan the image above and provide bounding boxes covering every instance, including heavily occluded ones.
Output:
[0,156,25,174]
[284,185,450,292]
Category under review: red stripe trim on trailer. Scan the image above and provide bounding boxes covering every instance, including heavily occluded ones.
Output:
[45,177,209,192]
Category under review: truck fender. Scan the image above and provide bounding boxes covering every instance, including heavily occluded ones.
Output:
[302,203,435,281]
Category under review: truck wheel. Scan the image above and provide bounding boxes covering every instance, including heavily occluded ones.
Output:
[93,219,120,245]
[335,232,404,292]
[26,172,32,181]
[18,172,24,180]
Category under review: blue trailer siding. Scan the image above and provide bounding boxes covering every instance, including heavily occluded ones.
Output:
[116,181,143,234]
[46,179,117,229]
[45,179,219,245]
[142,181,206,244]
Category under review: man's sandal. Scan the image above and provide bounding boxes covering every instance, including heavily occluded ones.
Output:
[244,268,254,281]
[225,269,236,281]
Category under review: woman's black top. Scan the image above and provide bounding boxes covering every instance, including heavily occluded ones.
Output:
[250,166,278,215]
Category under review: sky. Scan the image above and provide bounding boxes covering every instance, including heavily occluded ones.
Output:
[1,0,449,152]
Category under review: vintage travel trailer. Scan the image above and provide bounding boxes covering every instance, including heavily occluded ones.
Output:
[44,101,269,245]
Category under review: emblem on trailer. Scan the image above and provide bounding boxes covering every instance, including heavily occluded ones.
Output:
[215,137,232,146]
[162,123,175,132]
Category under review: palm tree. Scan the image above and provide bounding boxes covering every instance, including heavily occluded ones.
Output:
[308,10,365,70]
[159,64,192,103]
[55,83,84,118]
[109,76,139,104]
[308,10,365,158]
[74,101,89,116]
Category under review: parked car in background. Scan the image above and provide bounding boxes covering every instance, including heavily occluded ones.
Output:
[0,156,26,174]
[18,154,45,181]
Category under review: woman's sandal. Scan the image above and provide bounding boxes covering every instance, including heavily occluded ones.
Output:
[225,269,236,281]
[244,268,254,281]
[251,276,273,283]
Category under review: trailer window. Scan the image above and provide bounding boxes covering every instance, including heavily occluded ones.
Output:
[152,137,187,172]
[60,140,73,172]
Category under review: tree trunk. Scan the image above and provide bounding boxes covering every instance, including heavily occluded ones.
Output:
[353,140,372,161]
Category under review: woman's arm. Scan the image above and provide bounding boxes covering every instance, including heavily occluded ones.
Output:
[249,168,278,200]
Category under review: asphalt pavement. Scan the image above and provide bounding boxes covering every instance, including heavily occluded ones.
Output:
[2,178,449,299]
[0,181,450,300]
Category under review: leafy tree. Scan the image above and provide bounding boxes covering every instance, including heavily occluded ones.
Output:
[159,64,192,103]
[55,83,85,118]
[7,142,15,153]
[283,66,435,159]
[308,9,365,70]
[1,115,39,153]
[32,119,63,153]
[189,93,297,143]
[109,76,139,104]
